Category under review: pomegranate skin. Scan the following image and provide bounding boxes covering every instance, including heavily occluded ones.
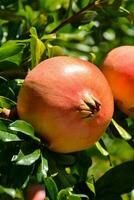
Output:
[27,184,46,200]
[101,46,134,118]
[17,56,114,153]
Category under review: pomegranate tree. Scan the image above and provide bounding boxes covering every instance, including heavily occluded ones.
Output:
[17,56,114,153]
[101,46,134,118]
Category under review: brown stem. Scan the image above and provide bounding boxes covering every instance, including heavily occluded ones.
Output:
[50,1,97,33]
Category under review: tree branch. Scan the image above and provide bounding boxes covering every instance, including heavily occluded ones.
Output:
[50,1,98,33]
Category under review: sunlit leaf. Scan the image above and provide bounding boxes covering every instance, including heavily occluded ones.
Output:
[30,27,46,68]
[0,130,21,142]
[0,185,16,198]
[9,120,40,142]
[12,149,41,166]
[112,119,132,140]
[69,193,89,199]
[0,96,16,109]
[57,187,89,200]
[37,154,49,181]
[95,140,109,156]
[86,176,96,195]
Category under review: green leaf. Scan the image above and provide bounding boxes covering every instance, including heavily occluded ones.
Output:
[58,187,72,200]
[69,195,81,200]
[95,140,109,156]
[30,27,46,68]
[79,21,97,32]
[0,185,16,198]
[0,55,22,72]
[41,33,56,40]
[12,149,41,166]
[88,52,96,63]
[95,161,134,198]
[57,187,89,200]
[9,120,40,142]
[0,119,9,131]
[71,151,92,181]
[44,177,58,200]
[37,154,49,181]
[56,168,77,188]
[86,176,96,195]
[0,41,25,61]
[0,96,16,109]
[69,193,89,200]
[112,119,132,140]
[0,130,21,142]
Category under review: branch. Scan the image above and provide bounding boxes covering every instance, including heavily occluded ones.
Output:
[50,1,98,33]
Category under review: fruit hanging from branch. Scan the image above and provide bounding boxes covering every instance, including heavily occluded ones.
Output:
[27,184,46,200]
[101,45,134,118]
[17,56,114,153]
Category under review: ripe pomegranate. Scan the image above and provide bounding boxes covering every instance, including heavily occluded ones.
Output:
[17,56,114,153]
[101,45,134,118]
[27,184,46,200]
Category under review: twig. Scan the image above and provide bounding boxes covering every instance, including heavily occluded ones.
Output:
[50,1,97,33]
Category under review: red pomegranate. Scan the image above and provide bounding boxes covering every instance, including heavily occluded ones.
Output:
[101,45,134,118]
[17,56,114,153]
[27,184,46,200]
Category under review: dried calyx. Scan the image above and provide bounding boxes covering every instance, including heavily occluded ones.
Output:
[0,107,17,120]
[79,93,101,119]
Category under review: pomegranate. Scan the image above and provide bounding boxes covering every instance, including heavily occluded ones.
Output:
[27,184,46,200]
[17,56,114,153]
[101,46,134,118]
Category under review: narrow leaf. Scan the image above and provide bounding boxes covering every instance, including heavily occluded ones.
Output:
[37,154,48,181]
[30,27,45,68]
[12,149,41,166]
[96,140,109,156]
[0,185,16,198]
[44,177,58,200]
[86,176,96,195]
[112,119,132,140]
[69,193,89,199]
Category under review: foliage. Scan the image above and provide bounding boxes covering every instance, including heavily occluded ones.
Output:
[0,0,134,199]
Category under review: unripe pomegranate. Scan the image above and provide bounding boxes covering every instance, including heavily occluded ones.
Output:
[17,56,114,153]
[27,184,46,200]
[101,46,134,118]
